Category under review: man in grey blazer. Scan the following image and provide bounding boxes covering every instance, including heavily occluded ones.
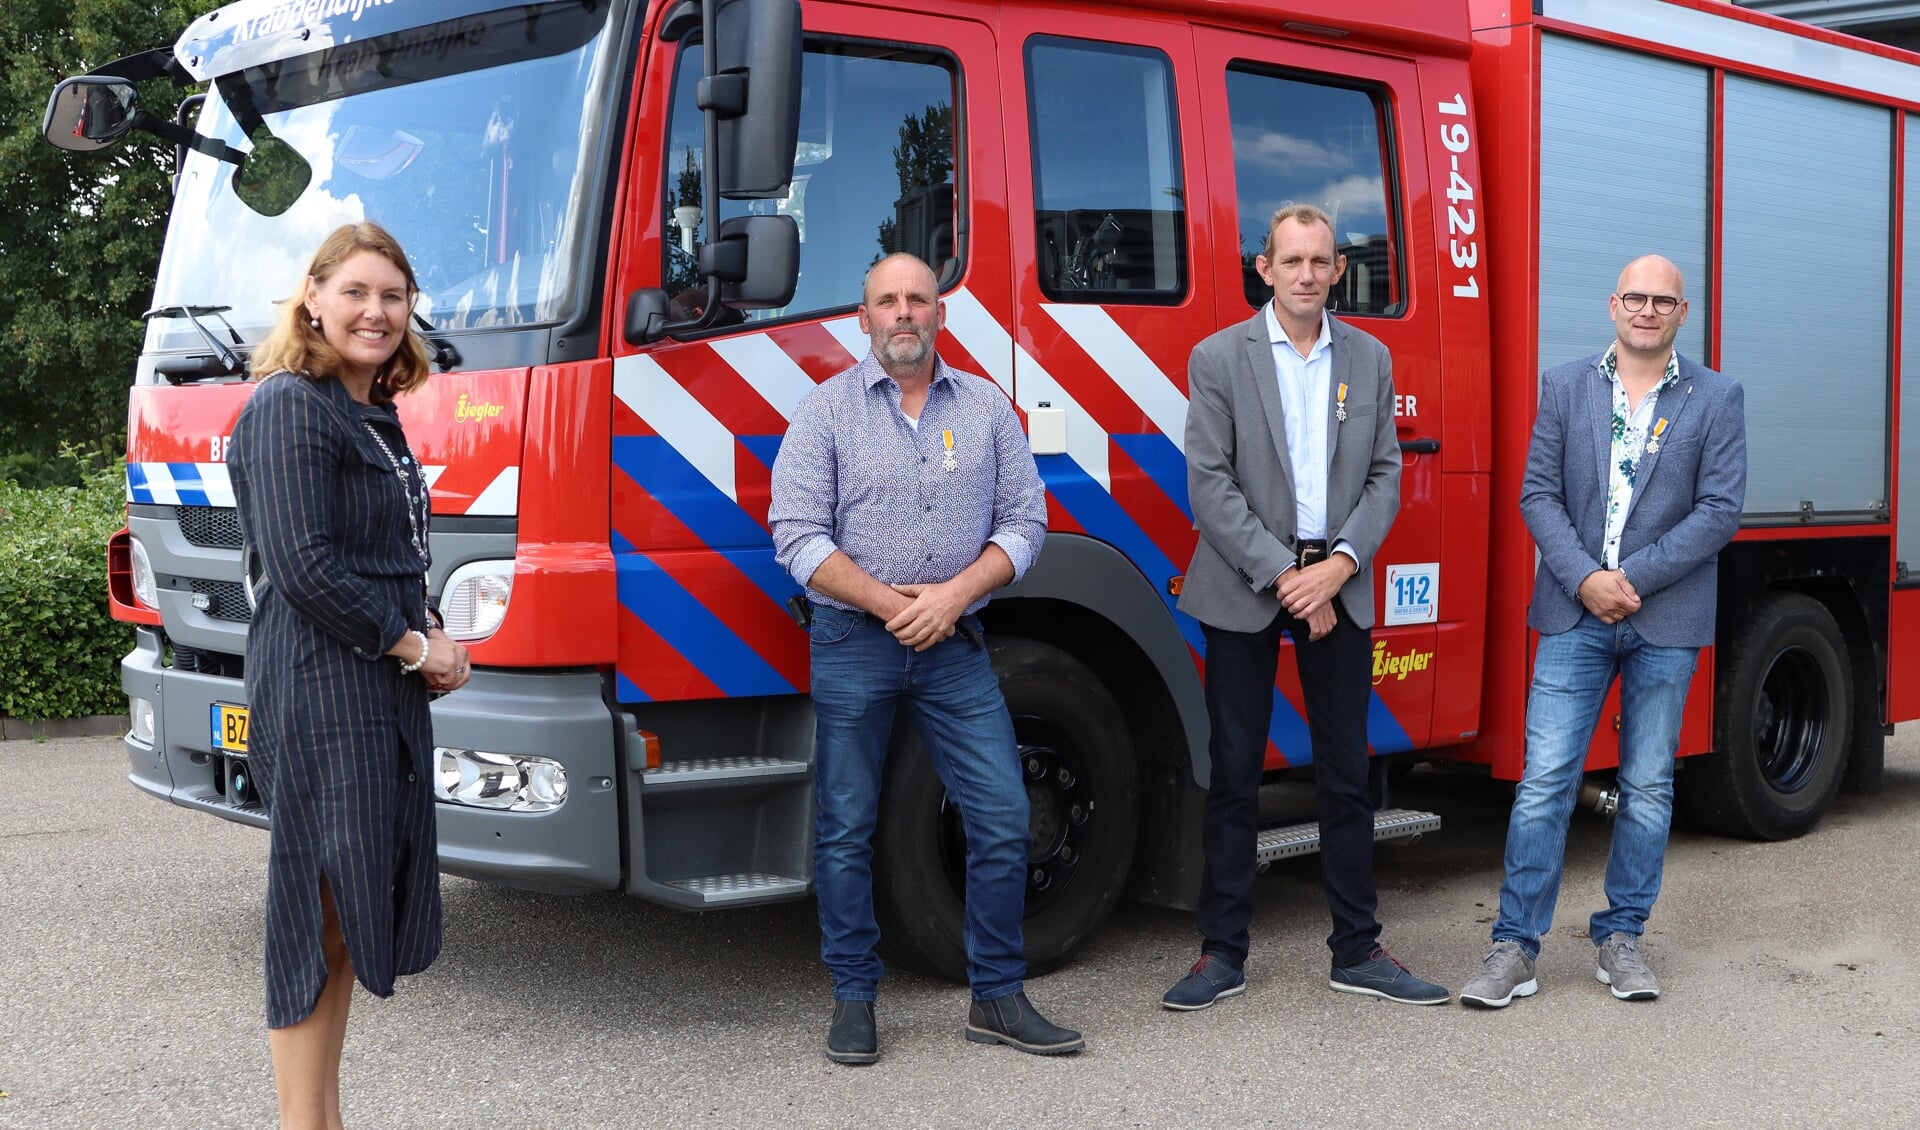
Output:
[1460,254,1746,1008]
[1162,205,1448,1010]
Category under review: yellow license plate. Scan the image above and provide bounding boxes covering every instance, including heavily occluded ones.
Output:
[211,703,249,755]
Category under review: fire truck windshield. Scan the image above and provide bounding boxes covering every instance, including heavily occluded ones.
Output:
[146,0,616,360]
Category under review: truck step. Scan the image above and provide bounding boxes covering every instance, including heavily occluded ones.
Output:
[664,872,809,905]
[641,756,810,790]
[1255,808,1441,866]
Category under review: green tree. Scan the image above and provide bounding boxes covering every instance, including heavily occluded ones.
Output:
[876,103,952,260]
[0,0,220,486]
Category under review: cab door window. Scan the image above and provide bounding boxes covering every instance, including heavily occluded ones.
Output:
[663,40,960,321]
[1225,68,1402,315]
[1026,38,1186,302]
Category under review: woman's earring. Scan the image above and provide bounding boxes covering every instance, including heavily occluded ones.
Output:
[309,316,321,329]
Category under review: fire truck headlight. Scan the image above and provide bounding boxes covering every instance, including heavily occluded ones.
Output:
[130,537,158,609]
[129,697,155,745]
[440,560,513,640]
[433,746,568,812]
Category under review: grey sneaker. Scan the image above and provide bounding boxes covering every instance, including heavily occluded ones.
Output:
[1459,940,1538,1009]
[1595,932,1660,1000]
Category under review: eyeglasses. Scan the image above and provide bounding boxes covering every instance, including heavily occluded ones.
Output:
[1617,292,1681,315]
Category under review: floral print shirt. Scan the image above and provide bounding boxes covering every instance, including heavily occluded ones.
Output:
[1600,342,1680,570]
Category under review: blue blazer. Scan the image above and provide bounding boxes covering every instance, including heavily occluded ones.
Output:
[1522,351,1747,648]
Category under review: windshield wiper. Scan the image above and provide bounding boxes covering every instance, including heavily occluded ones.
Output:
[146,304,246,381]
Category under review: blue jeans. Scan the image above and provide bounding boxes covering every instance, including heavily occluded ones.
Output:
[1494,612,1699,958]
[807,603,1028,1002]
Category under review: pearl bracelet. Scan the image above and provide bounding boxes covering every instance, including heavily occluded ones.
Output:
[397,629,430,674]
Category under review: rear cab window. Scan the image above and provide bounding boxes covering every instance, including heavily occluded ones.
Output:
[1224,67,1404,316]
[1026,37,1187,303]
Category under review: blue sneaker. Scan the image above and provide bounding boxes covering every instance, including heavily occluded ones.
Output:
[1329,945,1450,1005]
[1162,953,1247,1011]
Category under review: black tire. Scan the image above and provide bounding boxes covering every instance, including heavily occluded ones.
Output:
[872,636,1139,983]
[1678,592,1851,840]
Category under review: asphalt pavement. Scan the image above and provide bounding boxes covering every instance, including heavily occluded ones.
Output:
[3,732,1916,1128]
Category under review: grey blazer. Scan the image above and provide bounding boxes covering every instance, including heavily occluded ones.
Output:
[1523,351,1747,647]
[1178,310,1401,633]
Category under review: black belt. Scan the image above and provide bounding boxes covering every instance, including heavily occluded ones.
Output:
[1297,538,1330,567]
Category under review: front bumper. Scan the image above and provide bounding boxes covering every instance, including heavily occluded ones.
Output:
[121,627,622,892]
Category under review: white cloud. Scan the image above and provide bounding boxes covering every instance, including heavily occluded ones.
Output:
[1231,124,1350,174]
[1244,176,1386,234]
[1315,175,1388,227]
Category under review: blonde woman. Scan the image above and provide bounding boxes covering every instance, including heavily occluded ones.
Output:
[229,221,470,1129]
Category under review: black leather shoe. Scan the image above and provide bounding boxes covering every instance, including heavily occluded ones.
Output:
[826,999,878,1065]
[965,991,1085,1055]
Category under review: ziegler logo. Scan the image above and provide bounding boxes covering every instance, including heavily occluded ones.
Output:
[1372,641,1434,685]
[455,393,505,423]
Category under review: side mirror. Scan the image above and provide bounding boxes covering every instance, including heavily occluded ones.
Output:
[43,68,294,218]
[703,0,801,199]
[42,76,141,152]
[708,215,799,309]
[624,289,672,344]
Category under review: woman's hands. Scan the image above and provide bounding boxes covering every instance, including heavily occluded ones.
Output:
[419,627,471,693]
[388,627,472,692]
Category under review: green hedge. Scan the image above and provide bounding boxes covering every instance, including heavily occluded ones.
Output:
[0,466,130,720]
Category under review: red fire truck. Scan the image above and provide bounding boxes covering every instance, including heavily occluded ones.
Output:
[43,0,1916,980]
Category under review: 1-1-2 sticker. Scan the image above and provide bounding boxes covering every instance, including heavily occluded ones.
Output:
[1384,563,1438,626]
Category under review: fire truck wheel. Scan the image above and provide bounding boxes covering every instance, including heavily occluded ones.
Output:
[1677,592,1851,841]
[872,636,1140,984]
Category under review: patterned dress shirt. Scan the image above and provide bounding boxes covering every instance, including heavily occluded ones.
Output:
[770,351,1048,614]
[1600,342,1681,570]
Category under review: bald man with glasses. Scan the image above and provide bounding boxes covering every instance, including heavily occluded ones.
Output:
[1459,255,1747,1008]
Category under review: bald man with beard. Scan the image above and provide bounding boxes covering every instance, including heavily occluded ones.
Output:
[771,253,1081,1063]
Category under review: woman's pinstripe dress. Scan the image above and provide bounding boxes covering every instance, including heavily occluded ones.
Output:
[229,371,442,1029]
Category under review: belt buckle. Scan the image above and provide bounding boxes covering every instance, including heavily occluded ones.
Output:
[1300,541,1328,567]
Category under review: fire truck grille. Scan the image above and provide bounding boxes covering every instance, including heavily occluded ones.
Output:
[176,505,244,549]
[190,579,253,624]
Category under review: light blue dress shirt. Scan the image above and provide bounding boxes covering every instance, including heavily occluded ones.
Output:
[1263,302,1357,579]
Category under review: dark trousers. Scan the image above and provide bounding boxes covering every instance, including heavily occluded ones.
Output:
[1196,603,1381,968]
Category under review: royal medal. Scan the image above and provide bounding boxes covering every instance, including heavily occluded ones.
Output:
[942,428,957,472]
[1647,416,1668,454]
[1335,382,1348,423]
